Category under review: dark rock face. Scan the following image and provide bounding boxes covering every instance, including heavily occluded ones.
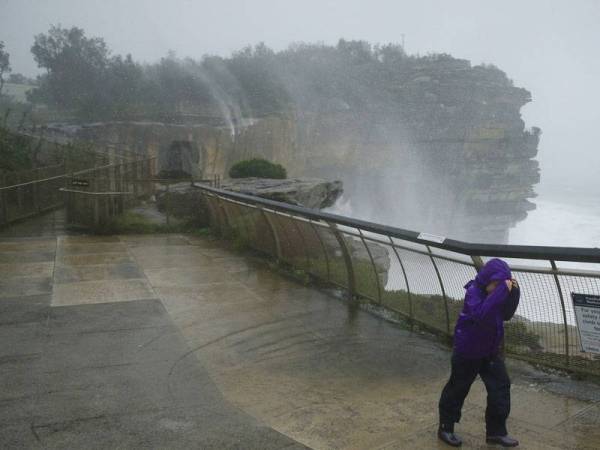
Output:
[153,177,342,226]
[158,140,200,178]
[219,177,343,209]
[154,182,210,227]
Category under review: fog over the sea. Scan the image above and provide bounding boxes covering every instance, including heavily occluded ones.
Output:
[2,0,599,245]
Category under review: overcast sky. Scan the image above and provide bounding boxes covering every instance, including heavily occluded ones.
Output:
[1,0,599,193]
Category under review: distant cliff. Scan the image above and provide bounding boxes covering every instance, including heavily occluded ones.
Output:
[55,53,539,243]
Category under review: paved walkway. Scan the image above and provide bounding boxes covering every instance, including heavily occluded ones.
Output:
[0,232,599,449]
[0,209,69,238]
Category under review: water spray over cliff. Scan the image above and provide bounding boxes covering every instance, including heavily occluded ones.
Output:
[14,28,540,243]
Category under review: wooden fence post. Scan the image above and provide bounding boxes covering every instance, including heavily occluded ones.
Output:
[32,168,40,213]
[0,189,7,225]
[0,173,7,225]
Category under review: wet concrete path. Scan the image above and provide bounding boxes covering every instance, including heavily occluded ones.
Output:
[1,232,599,449]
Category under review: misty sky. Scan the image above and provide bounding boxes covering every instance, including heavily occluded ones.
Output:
[1,0,600,193]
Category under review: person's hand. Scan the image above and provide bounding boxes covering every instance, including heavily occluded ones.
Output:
[505,279,513,291]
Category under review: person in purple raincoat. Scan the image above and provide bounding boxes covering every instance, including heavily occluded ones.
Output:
[437,258,521,448]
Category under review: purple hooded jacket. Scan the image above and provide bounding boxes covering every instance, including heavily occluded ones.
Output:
[453,258,520,358]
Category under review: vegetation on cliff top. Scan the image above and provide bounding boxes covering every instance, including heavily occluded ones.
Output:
[9,25,532,124]
[229,158,287,179]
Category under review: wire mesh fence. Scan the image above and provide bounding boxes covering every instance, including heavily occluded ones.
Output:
[196,184,600,376]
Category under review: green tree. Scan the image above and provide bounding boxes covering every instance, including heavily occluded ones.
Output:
[28,26,111,116]
[0,41,11,96]
[8,73,33,85]
[226,43,291,116]
[105,54,145,118]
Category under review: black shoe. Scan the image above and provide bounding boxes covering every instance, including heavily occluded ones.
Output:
[438,428,462,447]
[486,435,519,447]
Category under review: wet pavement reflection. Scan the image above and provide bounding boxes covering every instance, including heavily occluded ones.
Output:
[2,232,598,449]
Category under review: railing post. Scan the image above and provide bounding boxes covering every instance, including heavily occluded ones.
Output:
[427,245,451,336]
[105,193,111,222]
[16,174,23,211]
[271,212,298,262]
[257,205,282,261]
[235,204,255,248]
[92,177,100,228]
[145,159,151,196]
[149,159,155,197]
[550,260,570,368]
[133,161,139,198]
[203,194,222,233]
[63,190,69,224]
[358,229,383,305]
[32,169,40,213]
[0,188,7,225]
[93,197,100,228]
[471,255,484,271]
[388,236,414,325]
[215,195,233,235]
[310,220,331,283]
[0,172,7,225]
[234,203,253,243]
[291,218,311,271]
[240,206,257,245]
[326,221,356,301]
[117,164,124,213]
[165,182,171,226]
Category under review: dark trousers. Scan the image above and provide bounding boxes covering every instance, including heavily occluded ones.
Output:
[439,353,511,436]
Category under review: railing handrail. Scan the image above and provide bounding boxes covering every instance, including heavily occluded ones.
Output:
[59,188,134,196]
[194,183,600,264]
[0,162,65,177]
[0,157,156,191]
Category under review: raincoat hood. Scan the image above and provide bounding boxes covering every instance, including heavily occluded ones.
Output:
[454,257,519,358]
[474,258,511,287]
[454,258,520,358]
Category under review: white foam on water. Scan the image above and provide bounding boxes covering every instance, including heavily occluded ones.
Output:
[510,196,600,248]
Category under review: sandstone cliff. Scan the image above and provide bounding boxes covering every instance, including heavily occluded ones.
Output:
[55,57,539,243]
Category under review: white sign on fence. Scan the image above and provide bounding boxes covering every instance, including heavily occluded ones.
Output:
[572,293,600,354]
[417,232,446,244]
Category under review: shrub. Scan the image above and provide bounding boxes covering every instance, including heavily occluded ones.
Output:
[229,158,287,179]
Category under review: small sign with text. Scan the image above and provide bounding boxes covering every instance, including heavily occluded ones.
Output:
[71,179,90,187]
[572,293,600,354]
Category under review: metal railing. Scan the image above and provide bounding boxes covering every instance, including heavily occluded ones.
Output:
[194,183,600,376]
[0,171,66,225]
[60,158,156,228]
[0,163,67,187]
[0,127,120,226]
[0,156,156,228]
[61,171,219,228]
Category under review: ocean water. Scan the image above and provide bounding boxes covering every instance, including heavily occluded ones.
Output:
[380,189,600,324]
[509,192,600,248]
